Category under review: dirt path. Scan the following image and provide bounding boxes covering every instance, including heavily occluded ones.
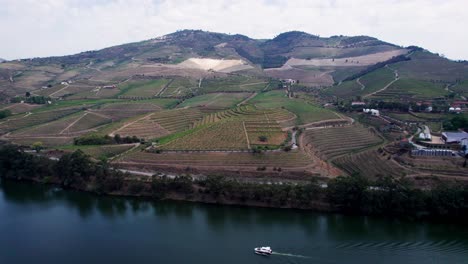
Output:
[59,113,87,134]
[204,93,223,106]
[155,78,174,97]
[356,77,365,90]
[363,65,399,98]
[242,121,251,149]
[86,110,112,120]
[237,92,257,106]
[239,81,267,87]
[49,83,69,97]
[110,143,141,161]
[85,62,102,72]
[109,113,154,137]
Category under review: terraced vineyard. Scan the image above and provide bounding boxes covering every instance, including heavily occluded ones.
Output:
[0,107,81,134]
[117,117,171,139]
[160,121,248,150]
[245,121,286,146]
[151,108,205,132]
[192,105,295,127]
[334,149,406,178]
[159,77,198,97]
[303,125,383,160]
[200,76,267,93]
[91,102,163,120]
[65,112,112,133]
[118,79,171,98]
[113,108,205,139]
[179,92,251,110]
[371,78,447,100]
[120,150,312,169]
[62,144,135,159]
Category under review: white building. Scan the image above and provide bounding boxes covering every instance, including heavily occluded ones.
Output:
[363,108,380,116]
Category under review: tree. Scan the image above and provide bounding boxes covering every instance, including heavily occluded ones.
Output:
[54,150,93,187]
[326,174,369,212]
[31,142,44,153]
[25,92,31,97]
[114,134,122,144]
[258,135,268,142]
[0,109,11,119]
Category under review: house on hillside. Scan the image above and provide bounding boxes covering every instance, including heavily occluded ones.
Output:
[363,108,380,116]
[280,79,297,85]
[419,125,432,141]
[449,105,462,113]
[351,101,366,106]
[441,131,468,144]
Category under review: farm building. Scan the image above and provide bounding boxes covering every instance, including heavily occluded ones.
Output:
[363,108,380,116]
[280,79,297,85]
[441,132,468,144]
[352,101,366,106]
[419,125,432,141]
[411,149,455,157]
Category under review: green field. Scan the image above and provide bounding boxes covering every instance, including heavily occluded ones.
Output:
[178,92,251,109]
[200,76,267,93]
[372,78,448,100]
[118,79,171,98]
[250,90,338,124]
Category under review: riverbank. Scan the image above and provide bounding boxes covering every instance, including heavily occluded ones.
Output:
[1,144,468,221]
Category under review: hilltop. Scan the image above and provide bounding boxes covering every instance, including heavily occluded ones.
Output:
[0,30,466,100]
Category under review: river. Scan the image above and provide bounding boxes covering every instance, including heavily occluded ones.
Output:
[0,179,467,264]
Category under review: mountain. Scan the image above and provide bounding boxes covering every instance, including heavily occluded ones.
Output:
[0,29,466,99]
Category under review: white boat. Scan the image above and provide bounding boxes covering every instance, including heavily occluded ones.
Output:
[254,246,272,256]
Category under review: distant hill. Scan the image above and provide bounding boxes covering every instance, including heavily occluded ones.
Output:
[0,58,5,63]
[0,29,466,98]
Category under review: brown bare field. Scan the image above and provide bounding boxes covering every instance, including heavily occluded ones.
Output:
[116,116,171,139]
[8,136,74,147]
[303,125,383,160]
[90,64,220,82]
[117,150,313,172]
[283,49,408,67]
[178,58,253,72]
[0,103,40,114]
[334,149,407,178]
[91,102,162,120]
[265,67,334,87]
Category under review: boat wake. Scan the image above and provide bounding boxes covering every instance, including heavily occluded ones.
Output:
[271,252,310,258]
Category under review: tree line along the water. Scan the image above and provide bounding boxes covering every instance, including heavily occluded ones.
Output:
[0,143,467,221]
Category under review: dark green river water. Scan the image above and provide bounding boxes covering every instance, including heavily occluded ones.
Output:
[1,179,467,264]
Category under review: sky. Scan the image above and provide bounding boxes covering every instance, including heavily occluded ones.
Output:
[1,0,467,60]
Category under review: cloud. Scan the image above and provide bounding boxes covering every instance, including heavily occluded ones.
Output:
[0,0,467,60]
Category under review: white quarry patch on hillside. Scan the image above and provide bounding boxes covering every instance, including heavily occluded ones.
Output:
[178,58,253,72]
[282,49,408,68]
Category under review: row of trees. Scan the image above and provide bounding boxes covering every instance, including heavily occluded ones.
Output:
[443,115,468,131]
[74,134,141,145]
[0,144,124,191]
[1,144,467,220]
[11,95,50,104]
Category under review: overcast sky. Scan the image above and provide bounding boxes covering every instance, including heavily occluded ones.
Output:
[1,0,467,60]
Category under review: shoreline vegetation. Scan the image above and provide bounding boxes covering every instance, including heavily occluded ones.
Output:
[1,144,467,222]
